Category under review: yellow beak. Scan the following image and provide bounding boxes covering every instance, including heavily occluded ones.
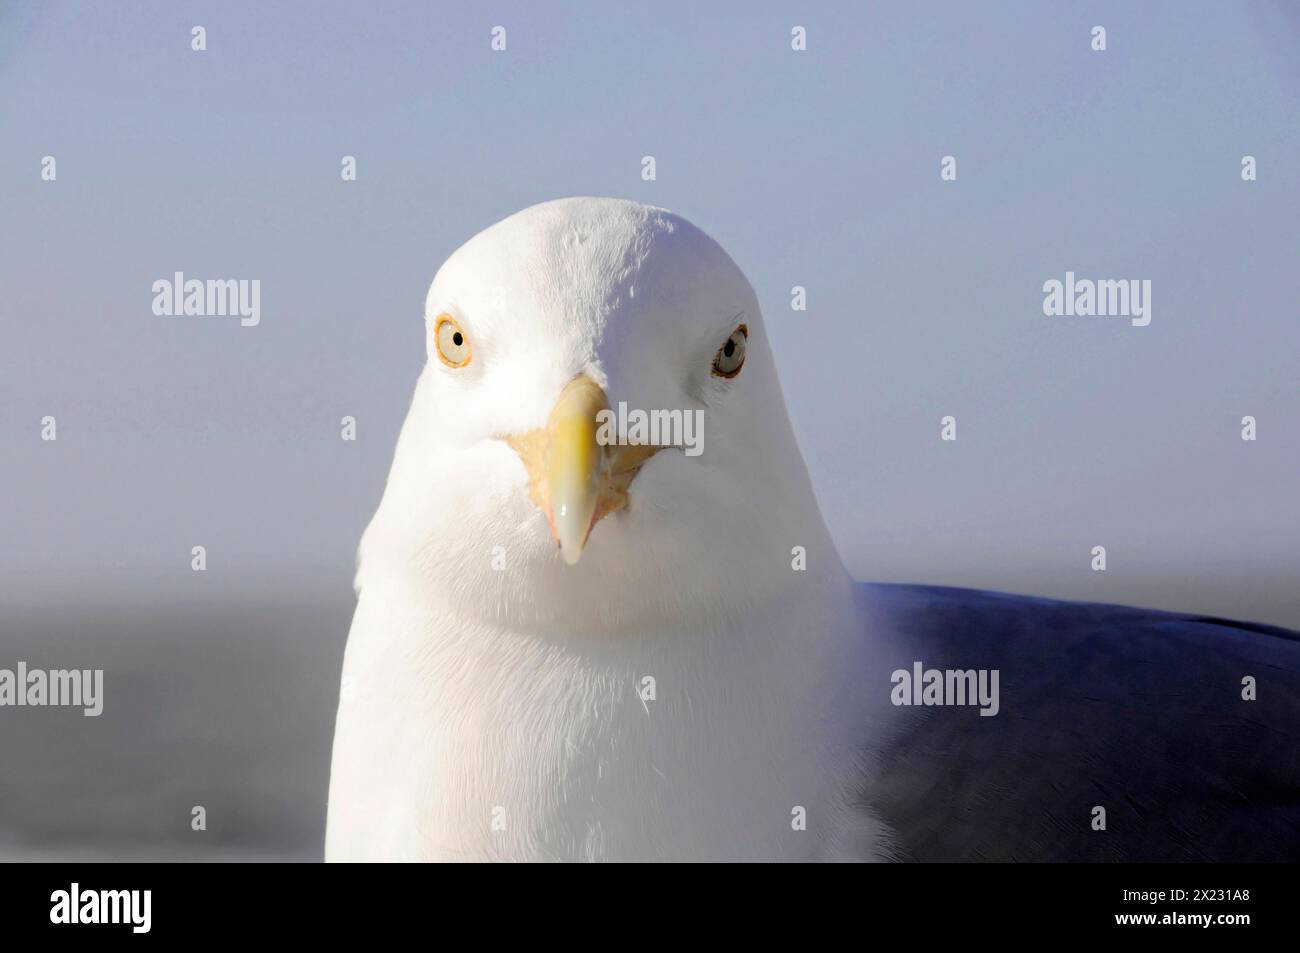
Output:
[506,377,661,565]
[540,376,607,564]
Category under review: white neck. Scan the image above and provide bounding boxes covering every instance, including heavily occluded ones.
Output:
[326,567,883,861]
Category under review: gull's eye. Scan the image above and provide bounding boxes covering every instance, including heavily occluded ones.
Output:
[434,314,472,368]
[711,323,747,379]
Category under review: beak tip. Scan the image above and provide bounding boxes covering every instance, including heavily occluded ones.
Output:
[555,520,589,565]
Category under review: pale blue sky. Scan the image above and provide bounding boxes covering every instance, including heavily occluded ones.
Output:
[2,1,1297,626]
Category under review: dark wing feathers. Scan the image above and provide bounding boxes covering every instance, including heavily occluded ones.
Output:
[863,583,1300,861]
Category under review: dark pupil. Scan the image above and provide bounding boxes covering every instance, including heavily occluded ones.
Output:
[723,339,735,358]
[452,331,464,347]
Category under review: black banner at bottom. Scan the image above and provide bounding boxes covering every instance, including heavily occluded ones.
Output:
[0,862,1287,940]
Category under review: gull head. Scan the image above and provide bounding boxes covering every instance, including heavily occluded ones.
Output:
[364,198,832,632]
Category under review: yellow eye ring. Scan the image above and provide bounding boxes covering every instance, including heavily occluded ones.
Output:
[434,314,472,368]
[711,323,747,379]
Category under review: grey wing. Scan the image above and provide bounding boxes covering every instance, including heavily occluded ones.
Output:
[860,583,1300,861]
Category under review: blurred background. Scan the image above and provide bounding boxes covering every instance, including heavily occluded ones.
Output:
[1,1,1296,859]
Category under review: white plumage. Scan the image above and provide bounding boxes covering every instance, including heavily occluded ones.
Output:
[325,198,891,861]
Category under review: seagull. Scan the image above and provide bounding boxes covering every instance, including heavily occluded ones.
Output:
[326,197,1300,862]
